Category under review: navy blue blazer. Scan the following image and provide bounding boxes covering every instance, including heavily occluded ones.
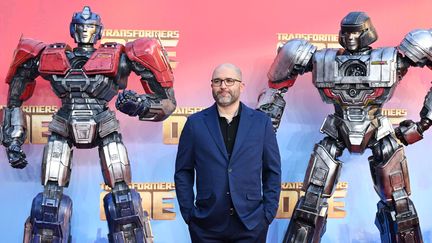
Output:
[174,102,281,231]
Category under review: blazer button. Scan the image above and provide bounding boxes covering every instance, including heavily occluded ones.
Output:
[226,191,230,195]
[228,168,232,173]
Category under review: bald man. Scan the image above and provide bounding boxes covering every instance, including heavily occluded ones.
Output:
[175,63,281,242]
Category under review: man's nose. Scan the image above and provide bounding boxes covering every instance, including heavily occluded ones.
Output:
[220,81,228,88]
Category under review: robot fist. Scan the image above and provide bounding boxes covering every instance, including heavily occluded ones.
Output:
[395,120,423,146]
[256,88,286,131]
[5,140,27,169]
[116,90,150,117]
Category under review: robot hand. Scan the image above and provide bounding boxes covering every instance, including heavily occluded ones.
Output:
[5,140,27,169]
[116,90,150,117]
[256,88,286,131]
[394,120,423,145]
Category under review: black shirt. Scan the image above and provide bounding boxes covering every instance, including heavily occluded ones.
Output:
[217,105,241,159]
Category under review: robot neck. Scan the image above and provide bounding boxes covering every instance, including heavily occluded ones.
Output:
[344,46,372,55]
[74,44,96,57]
[76,43,96,51]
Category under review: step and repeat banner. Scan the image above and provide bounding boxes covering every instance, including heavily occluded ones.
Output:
[1,0,432,242]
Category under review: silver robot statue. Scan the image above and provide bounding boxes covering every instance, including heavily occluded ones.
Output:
[257,12,432,243]
[1,6,176,243]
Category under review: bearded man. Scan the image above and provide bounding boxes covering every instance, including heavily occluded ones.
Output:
[174,63,281,242]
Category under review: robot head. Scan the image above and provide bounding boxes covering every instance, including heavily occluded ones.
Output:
[338,12,378,51]
[70,6,103,44]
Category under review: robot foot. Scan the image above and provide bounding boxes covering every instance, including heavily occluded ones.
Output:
[104,184,153,243]
[283,198,327,243]
[375,200,423,243]
[23,185,72,243]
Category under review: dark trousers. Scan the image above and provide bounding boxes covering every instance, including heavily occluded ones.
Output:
[188,211,269,243]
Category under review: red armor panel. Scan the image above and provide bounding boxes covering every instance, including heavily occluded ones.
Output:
[268,78,296,89]
[19,81,36,101]
[83,42,124,77]
[38,43,72,75]
[323,88,336,99]
[366,88,385,99]
[125,38,174,88]
[140,80,154,94]
[322,87,384,104]
[5,38,46,84]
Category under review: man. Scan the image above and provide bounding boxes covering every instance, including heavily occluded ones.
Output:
[175,63,281,242]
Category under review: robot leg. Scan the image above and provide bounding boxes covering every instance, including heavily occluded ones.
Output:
[284,137,344,243]
[24,133,73,243]
[370,135,422,243]
[99,132,153,243]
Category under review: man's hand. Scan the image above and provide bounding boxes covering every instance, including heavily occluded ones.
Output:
[257,88,286,131]
[116,90,150,117]
[395,120,423,145]
[5,140,27,169]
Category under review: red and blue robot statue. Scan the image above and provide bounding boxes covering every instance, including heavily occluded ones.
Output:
[258,11,432,243]
[1,6,176,243]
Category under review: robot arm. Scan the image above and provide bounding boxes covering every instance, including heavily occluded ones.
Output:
[395,29,432,145]
[2,38,45,168]
[395,87,432,145]
[257,39,316,130]
[116,38,176,121]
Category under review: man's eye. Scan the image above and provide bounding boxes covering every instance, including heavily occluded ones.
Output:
[225,79,234,83]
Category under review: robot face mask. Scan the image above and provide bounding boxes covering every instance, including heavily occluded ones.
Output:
[341,31,361,51]
[74,24,97,44]
[70,6,103,44]
[338,11,378,51]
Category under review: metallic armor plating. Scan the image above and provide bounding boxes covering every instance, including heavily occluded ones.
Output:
[258,12,432,243]
[2,6,176,243]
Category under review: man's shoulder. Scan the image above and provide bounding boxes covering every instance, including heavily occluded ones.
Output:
[187,106,212,121]
[242,103,270,121]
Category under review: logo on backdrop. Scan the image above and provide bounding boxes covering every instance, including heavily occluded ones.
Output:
[162,107,205,144]
[0,105,57,144]
[100,183,176,220]
[161,107,408,145]
[0,106,407,145]
[98,182,348,220]
[102,29,180,68]
[277,182,348,219]
[276,33,341,50]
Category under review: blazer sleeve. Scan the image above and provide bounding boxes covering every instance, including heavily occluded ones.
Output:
[174,118,195,224]
[262,116,282,224]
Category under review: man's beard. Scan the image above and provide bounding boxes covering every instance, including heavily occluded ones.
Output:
[212,90,239,107]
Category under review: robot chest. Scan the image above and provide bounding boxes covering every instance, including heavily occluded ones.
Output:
[313,48,398,105]
[313,48,399,88]
[38,45,120,78]
[319,85,387,105]
[39,49,120,99]
[49,70,114,95]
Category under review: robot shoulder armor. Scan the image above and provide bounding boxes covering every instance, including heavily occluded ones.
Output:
[268,39,317,82]
[125,38,174,87]
[399,29,432,65]
[6,38,47,83]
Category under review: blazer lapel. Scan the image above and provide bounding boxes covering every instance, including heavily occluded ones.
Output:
[204,104,229,161]
[230,103,253,162]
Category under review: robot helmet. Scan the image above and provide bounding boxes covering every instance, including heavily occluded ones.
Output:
[338,12,378,51]
[70,6,103,44]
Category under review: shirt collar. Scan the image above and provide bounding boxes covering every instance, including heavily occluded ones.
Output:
[217,103,242,119]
